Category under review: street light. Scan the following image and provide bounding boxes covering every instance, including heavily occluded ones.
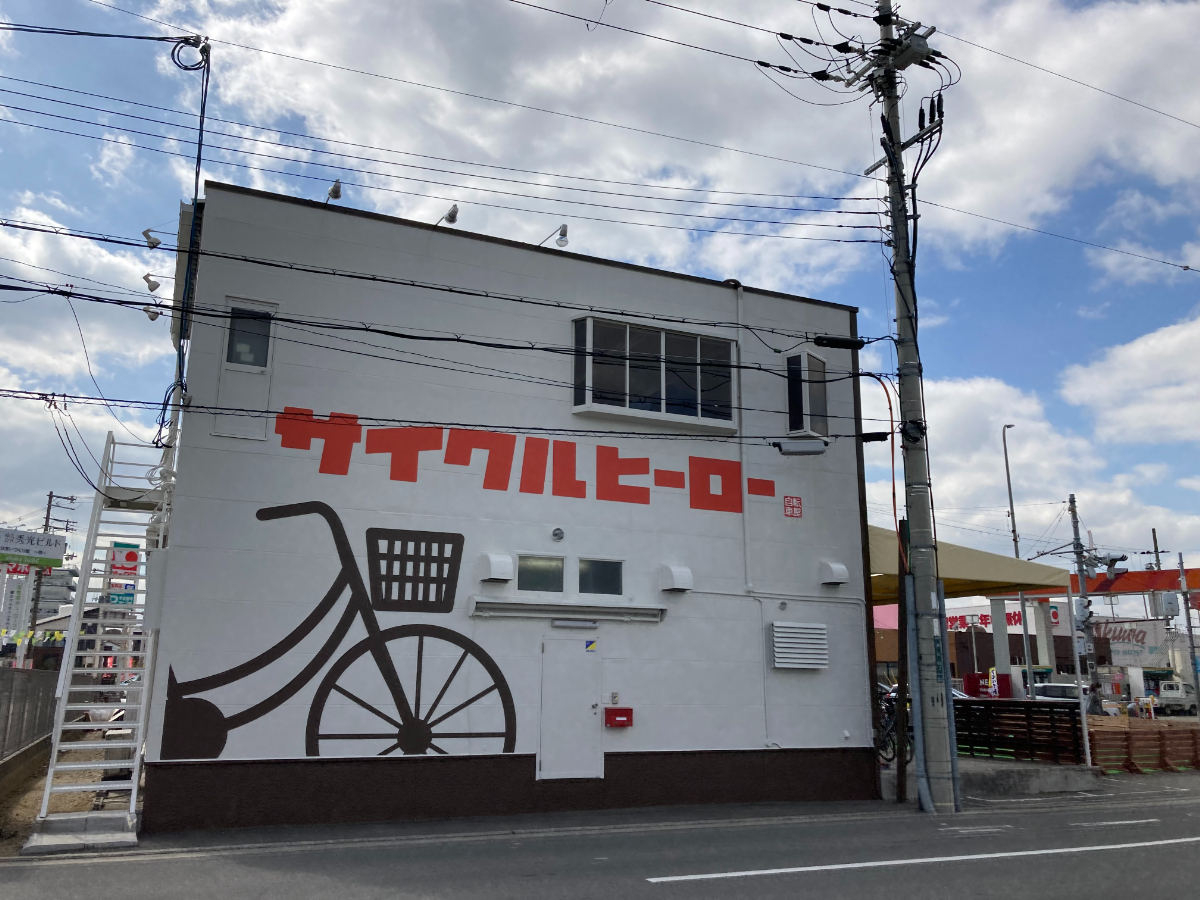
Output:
[1002,424,1036,699]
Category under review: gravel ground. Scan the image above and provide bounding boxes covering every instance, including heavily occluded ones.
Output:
[0,736,136,857]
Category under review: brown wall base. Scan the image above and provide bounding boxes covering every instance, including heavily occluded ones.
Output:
[142,747,877,833]
[0,736,50,801]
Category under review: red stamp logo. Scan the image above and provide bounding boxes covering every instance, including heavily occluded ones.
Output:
[783,496,802,518]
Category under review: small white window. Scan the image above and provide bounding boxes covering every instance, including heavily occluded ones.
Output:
[213,297,277,440]
[517,556,564,593]
[226,308,271,367]
[578,559,622,595]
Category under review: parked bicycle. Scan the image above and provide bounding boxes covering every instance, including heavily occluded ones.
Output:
[875,690,914,765]
[161,502,517,760]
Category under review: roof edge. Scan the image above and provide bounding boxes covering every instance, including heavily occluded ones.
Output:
[202,181,859,314]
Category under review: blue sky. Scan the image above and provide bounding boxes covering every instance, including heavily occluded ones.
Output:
[1,0,1198,603]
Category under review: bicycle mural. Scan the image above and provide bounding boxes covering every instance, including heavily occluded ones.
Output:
[160,501,517,760]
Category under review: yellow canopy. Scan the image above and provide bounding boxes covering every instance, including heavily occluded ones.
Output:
[867,524,1069,604]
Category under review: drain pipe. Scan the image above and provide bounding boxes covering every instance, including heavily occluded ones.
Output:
[906,574,935,812]
[725,279,753,595]
[936,579,962,811]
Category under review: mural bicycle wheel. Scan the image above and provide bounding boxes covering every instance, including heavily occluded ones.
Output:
[305,624,516,757]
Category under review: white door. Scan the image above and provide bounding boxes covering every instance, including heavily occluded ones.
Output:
[537,637,603,780]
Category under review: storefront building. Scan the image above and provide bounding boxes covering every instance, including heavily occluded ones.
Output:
[140,183,877,831]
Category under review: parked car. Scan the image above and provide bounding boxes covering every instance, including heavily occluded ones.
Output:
[1034,683,1088,701]
[1157,681,1198,716]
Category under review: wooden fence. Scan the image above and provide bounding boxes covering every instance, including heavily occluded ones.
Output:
[1088,717,1200,774]
[954,699,1083,764]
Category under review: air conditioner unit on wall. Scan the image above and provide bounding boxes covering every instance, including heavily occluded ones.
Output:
[771,621,829,669]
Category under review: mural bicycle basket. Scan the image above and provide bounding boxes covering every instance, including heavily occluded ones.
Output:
[162,502,516,760]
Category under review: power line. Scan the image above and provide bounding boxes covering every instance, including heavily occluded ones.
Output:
[506,0,791,67]
[920,200,1198,275]
[0,87,878,215]
[0,280,862,383]
[0,101,882,230]
[81,0,877,181]
[6,388,883,444]
[0,215,884,343]
[0,74,876,203]
[938,31,1200,132]
[0,117,882,246]
[2,270,891,425]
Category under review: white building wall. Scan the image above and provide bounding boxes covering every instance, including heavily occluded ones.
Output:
[146,184,871,765]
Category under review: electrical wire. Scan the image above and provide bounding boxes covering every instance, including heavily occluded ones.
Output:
[506,0,793,67]
[919,200,1198,275]
[0,100,884,231]
[1,263,895,425]
[0,217,889,342]
[0,74,880,203]
[8,388,890,445]
[0,117,884,246]
[81,0,878,182]
[0,279,863,384]
[0,83,884,214]
[938,31,1200,132]
[60,295,154,446]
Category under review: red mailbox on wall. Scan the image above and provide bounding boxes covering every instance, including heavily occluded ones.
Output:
[604,707,633,727]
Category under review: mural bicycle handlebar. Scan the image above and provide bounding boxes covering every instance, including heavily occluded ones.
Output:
[161,501,516,760]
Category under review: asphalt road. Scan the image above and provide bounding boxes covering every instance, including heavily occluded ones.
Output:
[2,779,1199,899]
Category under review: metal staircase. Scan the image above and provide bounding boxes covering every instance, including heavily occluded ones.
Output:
[23,432,173,854]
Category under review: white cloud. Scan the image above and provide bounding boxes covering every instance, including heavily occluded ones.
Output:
[1099,189,1192,233]
[0,204,173,379]
[1060,312,1200,443]
[1180,477,1200,493]
[892,0,1200,277]
[862,375,1200,567]
[1083,237,1200,286]
[125,0,1200,292]
[89,134,136,186]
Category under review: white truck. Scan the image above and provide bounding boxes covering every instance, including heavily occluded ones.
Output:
[1156,681,1198,716]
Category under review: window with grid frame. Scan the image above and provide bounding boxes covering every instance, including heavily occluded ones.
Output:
[573,318,734,422]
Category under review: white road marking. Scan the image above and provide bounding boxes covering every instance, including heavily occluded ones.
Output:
[645,835,1200,883]
[939,825,1013,835]
[1072,819,1159,827]
[966,794,1104,803]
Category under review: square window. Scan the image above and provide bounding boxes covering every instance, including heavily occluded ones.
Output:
[579,558,622,595]
[517,556,564,592]
[226,308,271,367]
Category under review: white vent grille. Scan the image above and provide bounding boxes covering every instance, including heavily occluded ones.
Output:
[771,622,828,669]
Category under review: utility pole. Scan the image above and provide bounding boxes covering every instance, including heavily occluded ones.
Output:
[1179,553,1199,719]
[26,492,54,629]
[872,0,953,811]
[1152,529,1162,570]
[19,492,75,666]
[1068,495,1102,714]
[1003,424,1034,698]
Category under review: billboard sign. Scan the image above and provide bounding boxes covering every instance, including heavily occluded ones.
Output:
[0,528,66,568]
[1093,619,1170,667]
[109,543,140,578]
